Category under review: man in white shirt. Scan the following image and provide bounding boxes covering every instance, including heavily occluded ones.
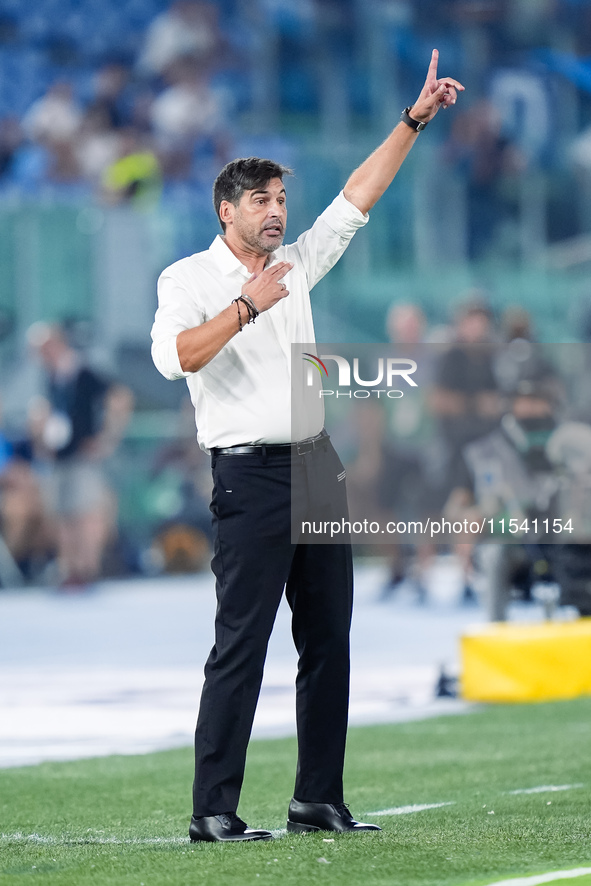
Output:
[151,50,463,843]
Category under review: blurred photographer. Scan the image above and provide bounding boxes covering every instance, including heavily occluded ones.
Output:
[444,356,571,620]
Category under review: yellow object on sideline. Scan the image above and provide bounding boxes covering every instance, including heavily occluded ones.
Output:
[460,618,591,702]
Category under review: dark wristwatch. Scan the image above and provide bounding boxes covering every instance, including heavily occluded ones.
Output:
[400,106,428,132]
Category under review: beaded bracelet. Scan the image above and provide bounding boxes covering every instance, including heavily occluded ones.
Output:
[232,297,243,332]
[239,293,260,320]
[236,296,257,325]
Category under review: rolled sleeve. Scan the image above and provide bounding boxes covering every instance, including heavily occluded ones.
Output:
[321,190,369,235]
[151,334,188,381]
[290,190,369,290]
[151,271,201,380]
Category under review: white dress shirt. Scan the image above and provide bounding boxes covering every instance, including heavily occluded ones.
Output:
[151,190,368,450]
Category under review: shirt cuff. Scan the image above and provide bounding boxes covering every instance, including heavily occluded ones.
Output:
[323,190,369,232]
[151,335,191,381]
[328,191,369,228]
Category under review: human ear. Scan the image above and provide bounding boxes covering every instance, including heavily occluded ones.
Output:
[219,200,234,226]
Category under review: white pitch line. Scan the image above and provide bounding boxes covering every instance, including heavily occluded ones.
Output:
[1,830,289,845]
[366,802,455,816]
[0,832,186,845]
[481,867,591,886]
[507,784,584,795]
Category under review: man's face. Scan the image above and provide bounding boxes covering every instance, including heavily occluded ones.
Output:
[512,395,553,421]
[457,310,491,343]
[224,177,287,254]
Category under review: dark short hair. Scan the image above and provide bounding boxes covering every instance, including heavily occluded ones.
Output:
[213,157,293,232]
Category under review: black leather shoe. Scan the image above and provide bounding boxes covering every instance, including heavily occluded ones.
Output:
[286,799,381,834]
[189,813,273,842]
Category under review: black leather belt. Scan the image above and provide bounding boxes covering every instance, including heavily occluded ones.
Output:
[211,430,328,458]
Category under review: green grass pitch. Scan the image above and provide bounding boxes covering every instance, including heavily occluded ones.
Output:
[1,698,590,886]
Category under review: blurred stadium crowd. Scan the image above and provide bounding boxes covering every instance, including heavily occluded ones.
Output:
[2,0,591,602]
[334,299,591,620]
[2,1,591,235]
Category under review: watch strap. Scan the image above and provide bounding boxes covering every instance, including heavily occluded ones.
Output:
[400,106,428,132]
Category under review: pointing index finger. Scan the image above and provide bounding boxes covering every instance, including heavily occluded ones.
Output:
[427,48,439,83]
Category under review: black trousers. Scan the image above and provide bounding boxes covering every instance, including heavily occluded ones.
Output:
[192,437,353,817]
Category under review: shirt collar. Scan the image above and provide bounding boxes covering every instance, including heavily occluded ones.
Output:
[208,234,279,277]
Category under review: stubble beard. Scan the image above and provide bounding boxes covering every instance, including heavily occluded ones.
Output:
[234,212,284,255]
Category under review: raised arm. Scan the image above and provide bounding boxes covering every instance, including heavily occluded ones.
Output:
[343,49,464,215]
